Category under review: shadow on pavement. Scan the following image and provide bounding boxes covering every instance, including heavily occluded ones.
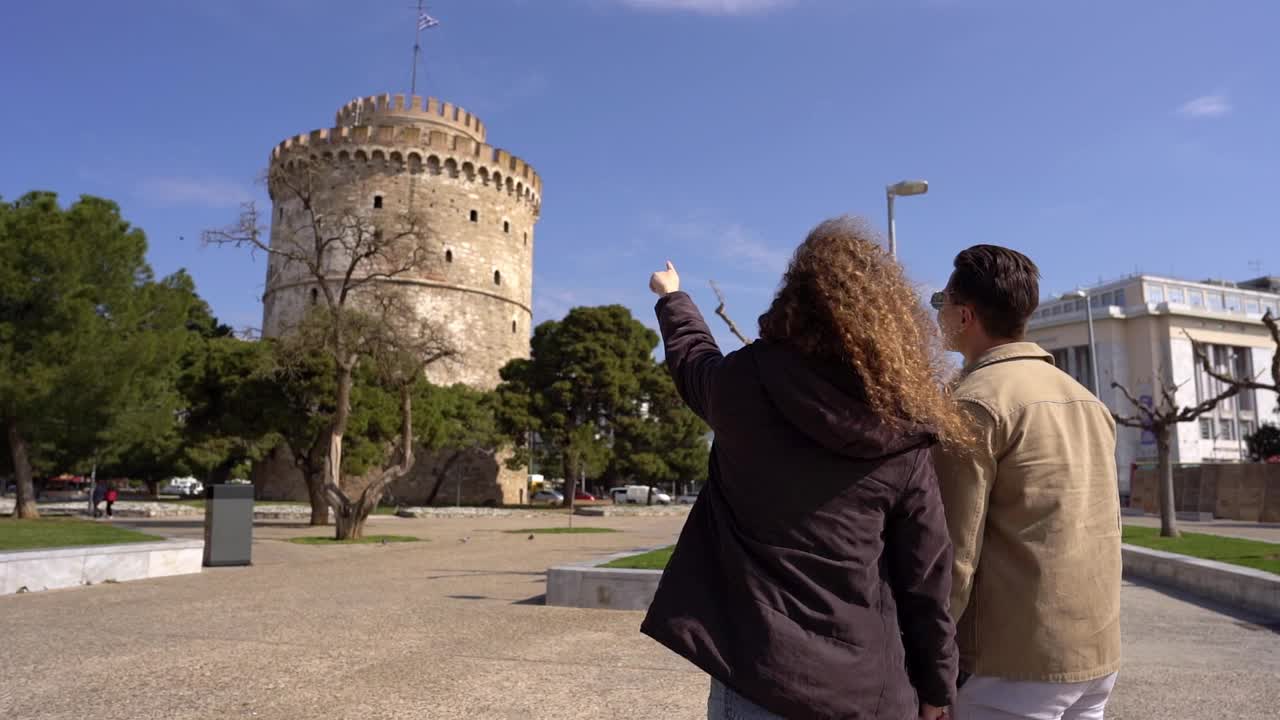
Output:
[1123,577,1280,635]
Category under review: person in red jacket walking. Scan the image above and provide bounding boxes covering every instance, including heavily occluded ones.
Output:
[103,483,119,518]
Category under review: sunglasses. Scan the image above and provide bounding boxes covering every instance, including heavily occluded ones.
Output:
[929,291,948,310]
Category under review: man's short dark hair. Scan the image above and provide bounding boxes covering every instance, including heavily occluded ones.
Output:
[948,245,1041,339]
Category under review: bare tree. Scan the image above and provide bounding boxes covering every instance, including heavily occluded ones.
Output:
[709,280,753,346]
[1111,372,1239,538]
[1191,310,1280,401]
[204,157,453,539]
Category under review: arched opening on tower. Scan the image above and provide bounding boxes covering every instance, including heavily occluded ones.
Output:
[512,320,517,334]
[310,288,319,305]
[503,220,510,234]
[470,210,478,223]
[493,270,502,286]
[373,195,383,209]
[445,249,453,263]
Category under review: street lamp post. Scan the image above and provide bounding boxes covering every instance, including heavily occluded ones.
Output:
[1063,289,1101,398]
[885,180,929,257]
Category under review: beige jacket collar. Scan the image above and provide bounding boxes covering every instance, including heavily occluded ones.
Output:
[964,341,1055,376]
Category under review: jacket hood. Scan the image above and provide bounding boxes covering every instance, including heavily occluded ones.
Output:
[751,341,935,460]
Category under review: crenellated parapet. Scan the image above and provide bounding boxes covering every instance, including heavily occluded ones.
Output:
[335,93,486,143]
[269,123,542,210]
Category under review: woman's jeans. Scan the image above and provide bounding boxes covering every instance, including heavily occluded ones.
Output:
[708,678,785,720]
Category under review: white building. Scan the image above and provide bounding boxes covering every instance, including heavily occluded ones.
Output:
[1026,275,1279,495]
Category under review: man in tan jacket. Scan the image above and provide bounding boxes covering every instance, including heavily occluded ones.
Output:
[932,245,1121,720]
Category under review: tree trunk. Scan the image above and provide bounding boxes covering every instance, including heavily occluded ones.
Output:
[561,451,578,508]
[305,469,330,525]
[1156,426,1180,538]
[5,417,39,519]
[145,476,160,500]
[333,384,414,541]
[323,361,357,533]
[424,450,465,506]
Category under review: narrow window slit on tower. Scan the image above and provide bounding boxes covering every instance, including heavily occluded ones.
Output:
[445,250,453,263]
[470,210,478,222]
[503,221,510,234]
[310,288,319,305]
[494,270,501,285]
[373,195,383,209]
[512,320,517,333]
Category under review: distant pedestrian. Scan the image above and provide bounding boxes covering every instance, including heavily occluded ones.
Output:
[104,483,119,518]
[92,482,107,518]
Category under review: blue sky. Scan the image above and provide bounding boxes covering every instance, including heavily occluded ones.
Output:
[3,0,1278,349]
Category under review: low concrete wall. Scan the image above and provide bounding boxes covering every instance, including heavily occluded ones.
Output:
[1131,464,1280,522]
[574,505,691,518]
[546,548,666,611]
[0,539,204,595]
[1122,544,1279,620]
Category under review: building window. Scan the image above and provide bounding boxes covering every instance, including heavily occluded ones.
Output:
[1199,418,1213,440]
[1146,285,1165,304]
[278,206,285,219]
[493,270,501,285]
[1052,304,1063,316]
[1207,292,1224,311]
[1189,291,1204,308]
[1246,299,1261,315]
[1242,420,1257,439]
[310,288,319,305]
[445,249,453,263]
[524,232,529,246]
[503,220,510,234]
[1234,350,1255,411]
[373,195,383,209]
[1167,286,1186,304]
[512,320,518,334]
[1219,419,1235,441]
[1113,289,1126,306]
[1099,292,1113,307]
[1226,295,1242,313]
[469,210,478,223]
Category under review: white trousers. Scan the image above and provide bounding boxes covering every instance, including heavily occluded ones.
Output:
[953,673,1118,720]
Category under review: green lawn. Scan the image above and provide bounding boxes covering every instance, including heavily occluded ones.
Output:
[0,518,161,551]
[602,546,674,570]
[287,534,421,545]
[1123,526,1280,576]
[504,527,618,535]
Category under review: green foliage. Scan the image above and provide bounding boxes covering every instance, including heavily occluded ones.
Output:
[416,383,503,455]
[0,192,198,479]
[496,305,709,496]
[1245,423,1280,461]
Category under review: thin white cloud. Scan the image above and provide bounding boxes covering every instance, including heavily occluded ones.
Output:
[1177,94,1231,118]
[135,176,254,208]
[617,0,793,15]
[652,217,790,274]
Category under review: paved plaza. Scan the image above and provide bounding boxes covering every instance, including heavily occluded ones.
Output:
[2,514,1277,719]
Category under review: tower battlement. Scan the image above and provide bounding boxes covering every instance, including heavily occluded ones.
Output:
[335,93,486,143]
[270,123,542,206]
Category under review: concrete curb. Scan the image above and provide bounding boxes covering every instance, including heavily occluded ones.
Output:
[545,546,667,611]
[1122,544,1280,620]
[0,539,205,595]
[574,505,691,518]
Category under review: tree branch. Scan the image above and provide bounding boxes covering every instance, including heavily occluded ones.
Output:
[709,280,753,346]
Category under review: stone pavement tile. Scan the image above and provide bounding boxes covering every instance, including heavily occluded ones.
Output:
[3,515,1278,719]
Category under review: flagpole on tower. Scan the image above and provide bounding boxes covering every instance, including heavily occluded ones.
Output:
[410,1,440,97]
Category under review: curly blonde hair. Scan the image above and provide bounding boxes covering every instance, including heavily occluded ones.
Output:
[758,217,972,449]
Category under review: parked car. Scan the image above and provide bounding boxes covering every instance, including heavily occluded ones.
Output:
[160,477,204,497]
[530,489,564,505]
[676,491,700,505]
[574,490,596,502]
[611,485,672,505]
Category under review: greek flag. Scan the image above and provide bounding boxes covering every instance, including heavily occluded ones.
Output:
[418,13,440,31]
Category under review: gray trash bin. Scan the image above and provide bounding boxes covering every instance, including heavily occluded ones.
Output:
[203,484,254,567]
